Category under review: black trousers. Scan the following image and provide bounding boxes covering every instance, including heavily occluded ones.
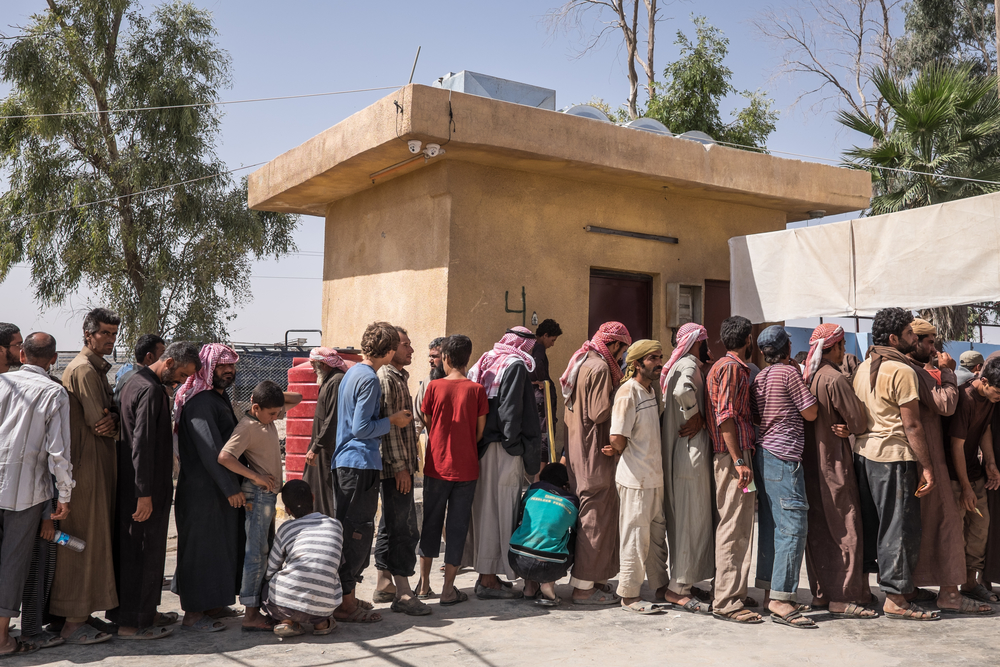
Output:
[333,468,381,595]
[418,477,477,566]
[109,502,172,628]
[855,457,921,595]
[373,478,419,577]
[508,551,572,584]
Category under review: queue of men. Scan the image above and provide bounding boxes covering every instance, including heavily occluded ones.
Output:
[6,305,1000,656]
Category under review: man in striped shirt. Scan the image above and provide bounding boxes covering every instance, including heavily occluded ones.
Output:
[262,480,343,637]
[705,316,761,624]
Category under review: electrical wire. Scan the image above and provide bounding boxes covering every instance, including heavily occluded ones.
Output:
[0,85,406,121]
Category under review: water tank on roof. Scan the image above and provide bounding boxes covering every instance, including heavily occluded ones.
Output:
[622,118,672,136]
[677,131,716,147]
[558,104,612,123]
[432,71,556,110]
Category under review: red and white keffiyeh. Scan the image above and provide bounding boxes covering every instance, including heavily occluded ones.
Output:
[660,323,708,393]
[309,346,348,372]
[468,327,537,399]
[803,323,845,384]
[173,343,240,422]
[559,321,632,401]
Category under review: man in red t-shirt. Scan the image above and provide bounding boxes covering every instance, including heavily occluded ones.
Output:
[416,335,488,605]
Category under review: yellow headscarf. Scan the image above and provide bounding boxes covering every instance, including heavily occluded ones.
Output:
[622,339,663,383]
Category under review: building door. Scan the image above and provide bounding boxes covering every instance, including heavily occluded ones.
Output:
[704,279,730,362]
[588,270,652,341]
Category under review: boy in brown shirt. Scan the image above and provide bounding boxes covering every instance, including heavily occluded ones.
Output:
[948,358,1000,606]
[218,380,284,631]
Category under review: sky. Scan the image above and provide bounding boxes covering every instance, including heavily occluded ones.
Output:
[1,0,889,350]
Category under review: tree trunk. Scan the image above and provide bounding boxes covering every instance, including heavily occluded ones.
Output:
[996,0,999,96]
[919,305,969,342]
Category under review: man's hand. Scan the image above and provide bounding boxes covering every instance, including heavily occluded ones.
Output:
[733,463,753,490]
[133,496,153,522]
[961,484,978,512]
[390,410,413,427]
[395,470,412,494]
[305,450,318,467]
[678,413,704,438]
[255,474,279,493]
[93,408,117,436]
[39,519,56,541]
[916,467,935,497]
[831,424,851,439]
[228,491,246,508]
[986,462,1000,491]
[600,445,617,457]
[938,352,956,371]
[51,502,70,521]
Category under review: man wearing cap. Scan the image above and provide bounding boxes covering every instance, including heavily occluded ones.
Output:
[605,340,667,613]
[560,322,632,605]
[304,347,349,517]
[903,319,983,613]
[800,324,873,617]
[957,351,985,386]
[750,326,818,628]
[656,324,713,612]
[706,316,762,624]
[467,327,542,599]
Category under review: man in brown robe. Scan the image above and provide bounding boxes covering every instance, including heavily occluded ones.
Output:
[800,324,873,616]
[51,308,122,644]
[559,322,631,605]
[905,319,988,613]
[980,350,1000,590]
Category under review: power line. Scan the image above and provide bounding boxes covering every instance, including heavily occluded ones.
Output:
[0,85,406,121]
[251,275,321,280]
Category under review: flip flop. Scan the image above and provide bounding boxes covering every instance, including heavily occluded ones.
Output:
[183,616,226,633]
[536,596,561,607]
[713,608,764,624]
[770,610,818,629]
[273,622,304,638]
[962,583,1000,604]
[884,602,940,621]
[0,638,39,657]
[573,587,621,606]
[621,601,663,614]
[63,624,113,645]
[828,602,878,619]
[337,607,382,623]
[440,588,469,607]
[117,626,173,640]
[938,596,995,616]
[154,612,180,626]
[312,619,337,636]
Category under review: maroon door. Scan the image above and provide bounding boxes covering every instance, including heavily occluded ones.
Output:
[588,270,652,341]
[704,279,730,362]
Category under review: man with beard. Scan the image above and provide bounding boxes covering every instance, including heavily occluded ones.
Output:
[852,308,938,620]
[560,322,631,605]
[51,308,121,645]
[529,319,562,466]
[303,348,349,516]
[110,342,200,639]
[414,337,446,435]
[903,319,992,614]
[605,340,667,613]
[467,327,542,599]
[172,344,243,632]
[657,323,714,613]
[0,323,22,374]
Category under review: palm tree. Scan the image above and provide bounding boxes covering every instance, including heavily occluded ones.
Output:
[839,64,1000,340]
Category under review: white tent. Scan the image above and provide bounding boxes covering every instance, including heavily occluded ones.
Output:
[729,191,1000,324]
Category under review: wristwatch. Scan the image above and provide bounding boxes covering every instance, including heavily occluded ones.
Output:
[735,458,746,467]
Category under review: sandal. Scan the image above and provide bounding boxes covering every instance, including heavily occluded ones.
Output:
[312,619,336,636]
[621,600,663,614]
[273,622,304,638]
[337,607,382,623]
[414,578,436,600]
[154,612,180,626]
[536,595,560,607]
[884,602,939,621]
[713,608,764,624]
[770,609,818,629]
[938,596,995,616]
[206,606,243,619]
[117,626,173,640]
[912,587,938,603]
[692,586,712,602]
[391,596,432,616]
[573,587,621,606]
[829,602,878,619]
[355,600,375,610]
[372,589,396,604]
[19,631,63,649]
[183,616,226,633]
[63,624,113,644]
[962,583,1000,604]
[440,588,469,607]
[0,638,39,657]
[675,598,712,615]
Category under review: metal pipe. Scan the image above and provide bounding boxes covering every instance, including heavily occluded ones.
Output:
[584,225,678,244]
[370,154,425,182]
[408,46,422,85]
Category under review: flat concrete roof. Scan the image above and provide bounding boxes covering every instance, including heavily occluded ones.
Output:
[248,84,871,221]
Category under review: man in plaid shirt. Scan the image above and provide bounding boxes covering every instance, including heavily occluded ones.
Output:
[373,326,430,616]
[705,316,761,625]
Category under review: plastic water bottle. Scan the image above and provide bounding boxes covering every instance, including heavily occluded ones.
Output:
[53,530,86,552]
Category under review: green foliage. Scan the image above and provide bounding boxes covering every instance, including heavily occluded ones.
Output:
[582,97,631,123]
[896,0,996,76]
[0,0,297,348]
[644,16,778,150]
[839,64,1000,215]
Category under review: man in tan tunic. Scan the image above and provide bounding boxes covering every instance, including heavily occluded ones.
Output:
[559,322,631,605]
[51,308,121,644]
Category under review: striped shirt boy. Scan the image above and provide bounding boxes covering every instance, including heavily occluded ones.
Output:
[264,512,344,617]
[750,363,816,461]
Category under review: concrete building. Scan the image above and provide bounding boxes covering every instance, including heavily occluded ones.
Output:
[248,79,871,399]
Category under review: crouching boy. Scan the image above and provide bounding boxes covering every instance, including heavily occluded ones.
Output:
[261,480,343,636]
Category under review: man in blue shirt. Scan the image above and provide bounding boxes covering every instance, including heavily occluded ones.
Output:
[332,322,413,624]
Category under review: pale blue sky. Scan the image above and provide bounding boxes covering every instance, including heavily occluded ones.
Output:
[1,0,873,349]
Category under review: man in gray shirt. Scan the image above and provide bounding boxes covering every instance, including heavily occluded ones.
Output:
[956,351,985,386]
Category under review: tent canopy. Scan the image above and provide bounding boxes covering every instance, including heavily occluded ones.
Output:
[730,191,1000,324]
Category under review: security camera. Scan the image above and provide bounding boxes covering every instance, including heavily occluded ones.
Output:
[407,140,422,154]
[424,143,441,158]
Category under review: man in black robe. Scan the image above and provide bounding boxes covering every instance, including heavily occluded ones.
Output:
[172,344,244,632]
[110,342,200,638]
[529,319,562,465]
[303,348,348,516]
